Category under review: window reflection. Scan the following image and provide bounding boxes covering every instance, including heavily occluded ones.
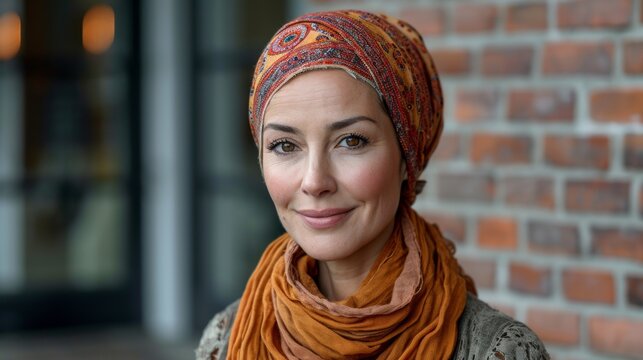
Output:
[18,1,130,290]
[83,5,115,55]
[0,11,21,60]
[0,0,138,332]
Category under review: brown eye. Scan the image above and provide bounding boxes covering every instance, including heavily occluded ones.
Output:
[338,134,368,149]
[267,139,298,155]
[345,136,360,147]
[280,142,295,152]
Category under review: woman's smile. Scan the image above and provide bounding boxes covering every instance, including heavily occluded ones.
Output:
[295,207,355,230]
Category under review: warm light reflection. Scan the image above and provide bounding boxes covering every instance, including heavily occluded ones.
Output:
[83,5,115,54]
[0,12,21,60]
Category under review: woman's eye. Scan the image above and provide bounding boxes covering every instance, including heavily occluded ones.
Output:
[279,142,296,153]
[338,135,368,149]
[267,139,298,155]
[345,137,360,147]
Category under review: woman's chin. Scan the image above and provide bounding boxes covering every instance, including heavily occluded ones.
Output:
[294,237,357,263]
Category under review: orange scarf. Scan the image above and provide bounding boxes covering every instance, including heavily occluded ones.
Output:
[227,206,476,359]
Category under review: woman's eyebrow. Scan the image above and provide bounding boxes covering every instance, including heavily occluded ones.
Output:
[264,116,376,134]
[328,116,376,131]
[264,123,301,135]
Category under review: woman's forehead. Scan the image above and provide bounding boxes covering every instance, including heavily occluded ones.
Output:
[263,70,384,124]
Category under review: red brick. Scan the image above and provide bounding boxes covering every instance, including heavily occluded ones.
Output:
[565,180,630,214]
[433,133,461,161]
[624,134,643,169]
[421,212,466,243]
[563,268,615,304]
[627,274,643,307]
[528,221,580,255]
[624,41,643,74]
[506,3,548,32]
[471,134,532,165]
[558,0,632,29]
[509,263,552,296]
[507,89,575,123]
[454,4,498,34]
[590,89,643,123]
[589,316,643,358]
[542,42,614,75]
[459,257,496,289]
[399,7,446,36]
[527,309,580,346]
[454,89,499,123]
[544,135,610,170]
[592,227,643,262]
[431,48,471,76]
[502,177,555,210]
[478,217,518,250]
[437,173,495,203]
[482,46,534,77]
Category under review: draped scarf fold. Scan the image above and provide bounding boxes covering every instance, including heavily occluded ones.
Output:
[227,206,476,359]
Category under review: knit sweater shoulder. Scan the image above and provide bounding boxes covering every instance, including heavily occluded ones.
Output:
[195,293,549,360]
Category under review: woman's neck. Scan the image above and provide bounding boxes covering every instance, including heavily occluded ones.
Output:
[316,220,395,302]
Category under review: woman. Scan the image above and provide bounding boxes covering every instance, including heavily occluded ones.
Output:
[197,9,548,360]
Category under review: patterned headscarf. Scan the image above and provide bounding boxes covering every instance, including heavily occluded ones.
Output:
[249,9,443,204]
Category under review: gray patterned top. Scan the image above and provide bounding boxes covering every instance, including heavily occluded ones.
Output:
[196,294,549,360]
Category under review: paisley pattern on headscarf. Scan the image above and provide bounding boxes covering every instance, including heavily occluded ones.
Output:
[248,9,444,205]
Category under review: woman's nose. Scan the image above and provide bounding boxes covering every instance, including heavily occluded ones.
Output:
[301,153,337,197]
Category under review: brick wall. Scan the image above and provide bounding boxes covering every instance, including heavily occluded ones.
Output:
[293,1,643,359]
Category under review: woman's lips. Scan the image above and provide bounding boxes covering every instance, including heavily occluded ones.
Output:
[296,208,354,229]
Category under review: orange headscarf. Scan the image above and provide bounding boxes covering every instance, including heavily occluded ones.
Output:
[228,206,475,359]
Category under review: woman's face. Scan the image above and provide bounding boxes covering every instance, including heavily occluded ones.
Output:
[262,69,404,263]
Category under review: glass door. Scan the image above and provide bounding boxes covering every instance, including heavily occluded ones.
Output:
[0,0,141,332]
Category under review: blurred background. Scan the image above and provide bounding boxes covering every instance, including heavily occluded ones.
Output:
[0,0,641,359]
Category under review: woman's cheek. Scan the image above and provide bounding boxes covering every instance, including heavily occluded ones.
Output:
[341,154,401,200]
[264,164,297,207]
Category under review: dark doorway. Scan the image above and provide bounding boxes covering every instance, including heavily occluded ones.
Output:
[0,0,141,332]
